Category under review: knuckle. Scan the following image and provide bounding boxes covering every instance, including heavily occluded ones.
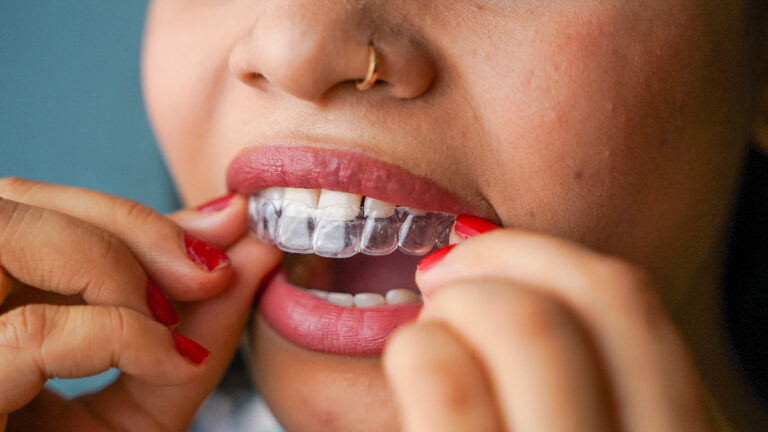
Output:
[0,305,55,350]
[421,358,477,413]
[593,257,665,328]
[387,326,475,413]
[112,199,159,228]
[0,176,32,198]
[77,229,138,299]
[503,293,572,346]
[95,227,131,261]
[110,306,133,339]
[101,307,144,368]
[0,199,33,245]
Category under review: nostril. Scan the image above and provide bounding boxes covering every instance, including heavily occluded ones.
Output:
[239,72,262,88]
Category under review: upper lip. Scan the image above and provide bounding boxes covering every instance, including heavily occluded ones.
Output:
[226,144,477,215]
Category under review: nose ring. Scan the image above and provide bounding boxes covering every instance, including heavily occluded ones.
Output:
[356,45,379,91]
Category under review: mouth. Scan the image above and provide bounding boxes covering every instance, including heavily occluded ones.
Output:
[228,145,471,356]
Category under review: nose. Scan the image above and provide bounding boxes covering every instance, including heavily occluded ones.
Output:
[228,2,435,102]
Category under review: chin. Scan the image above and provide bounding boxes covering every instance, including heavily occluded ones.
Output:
[249,317,402,432]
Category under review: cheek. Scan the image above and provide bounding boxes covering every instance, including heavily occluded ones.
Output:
[141,0,251,203]
[463,2,748,264]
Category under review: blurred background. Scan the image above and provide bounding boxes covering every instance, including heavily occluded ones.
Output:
[0,1,178,397]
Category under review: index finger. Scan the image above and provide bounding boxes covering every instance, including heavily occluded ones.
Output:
[0,177,234,301]
[416,230,709,431]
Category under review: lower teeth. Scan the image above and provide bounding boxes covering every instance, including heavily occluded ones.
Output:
[300,288,422,307]
[249,193,456,258]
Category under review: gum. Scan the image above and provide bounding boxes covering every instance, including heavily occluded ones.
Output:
[248,194,456,257]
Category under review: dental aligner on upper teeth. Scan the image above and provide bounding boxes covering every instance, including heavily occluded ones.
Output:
[248,187,457,258]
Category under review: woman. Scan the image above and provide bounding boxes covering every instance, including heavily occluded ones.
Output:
[1,0,767,430]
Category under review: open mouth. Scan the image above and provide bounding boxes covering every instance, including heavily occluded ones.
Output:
[228,145,471,357]
[253,187,457,356]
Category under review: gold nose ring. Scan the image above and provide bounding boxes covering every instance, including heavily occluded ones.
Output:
[356,45,379,91]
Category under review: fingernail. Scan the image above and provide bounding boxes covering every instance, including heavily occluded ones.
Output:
[417,244,456,272]
[454,215,498,239]
[184,233,229,271]
[196,193,236,213]
[172,333,209,364]
[146,281,179,327]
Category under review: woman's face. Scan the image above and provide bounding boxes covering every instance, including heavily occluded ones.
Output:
[143,1,761,430]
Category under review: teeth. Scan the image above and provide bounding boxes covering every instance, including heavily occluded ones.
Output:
[314,190,363,258]
[261,187,284,201]
[249,187,284,242]
[306,289,329,299]
[276,188,319,253]
[385,289,421,305]
[354,293,386,307]
[364,197,396,219]
[317,190,362,220]
[397,209,439,255]
[281,187,319,216]
[327,292,355,307]
[300,288,423,307]
[249,187,456,257]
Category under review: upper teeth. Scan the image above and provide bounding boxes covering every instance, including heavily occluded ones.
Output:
[363,197,396,219]
[249,187,456,258]
[317,190,362,220]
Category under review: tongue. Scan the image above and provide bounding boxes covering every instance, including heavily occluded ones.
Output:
[283,252,422,295]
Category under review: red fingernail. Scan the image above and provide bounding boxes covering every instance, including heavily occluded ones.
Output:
[454,215,498,239]
[417,244,456,272]
[196,193,236,213]
[184,233,229,271]
[146,281,179,327]
[172,333,209,364]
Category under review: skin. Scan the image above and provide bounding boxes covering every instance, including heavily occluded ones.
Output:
[1,0,766,431]
[143,0,766,430]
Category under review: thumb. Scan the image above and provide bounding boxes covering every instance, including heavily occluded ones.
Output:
[166,193,248,250]
[89,223,281,430]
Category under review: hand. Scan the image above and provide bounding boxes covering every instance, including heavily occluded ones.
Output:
[0,178,280,431]
[384,216,724,432]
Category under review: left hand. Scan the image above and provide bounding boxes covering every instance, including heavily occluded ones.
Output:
[384,219,720,432]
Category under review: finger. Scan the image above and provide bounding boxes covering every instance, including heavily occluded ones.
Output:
[166,193,248,250]
[0,199,158,319]
[90,236,282,431]
[0,178,233,301]
[0,304,206,415]
[417,230,708,431]
[384,322,503,432]
[423,279,616,431]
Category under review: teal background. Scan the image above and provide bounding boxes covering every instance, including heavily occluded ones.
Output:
[1,1,179,397]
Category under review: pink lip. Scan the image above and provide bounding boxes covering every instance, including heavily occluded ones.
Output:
[226,145,470,214]
[259,272,422,356]
[231,145,461,356]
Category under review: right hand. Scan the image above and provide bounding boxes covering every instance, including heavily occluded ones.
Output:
[0,177,281,431]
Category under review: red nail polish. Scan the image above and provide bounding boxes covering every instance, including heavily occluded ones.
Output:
[184,233,229,271]
[172,333,209,364]
[454,215,498,239]
[146,281,179,327]
[417,244,456,272]
[196,193,236,213]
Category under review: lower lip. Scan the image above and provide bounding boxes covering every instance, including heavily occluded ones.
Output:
[258,271,422,356]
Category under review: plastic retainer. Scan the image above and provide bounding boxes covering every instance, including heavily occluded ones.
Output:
[248,194,456,258]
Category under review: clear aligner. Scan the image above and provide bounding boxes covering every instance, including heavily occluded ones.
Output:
[248,189,456,258]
